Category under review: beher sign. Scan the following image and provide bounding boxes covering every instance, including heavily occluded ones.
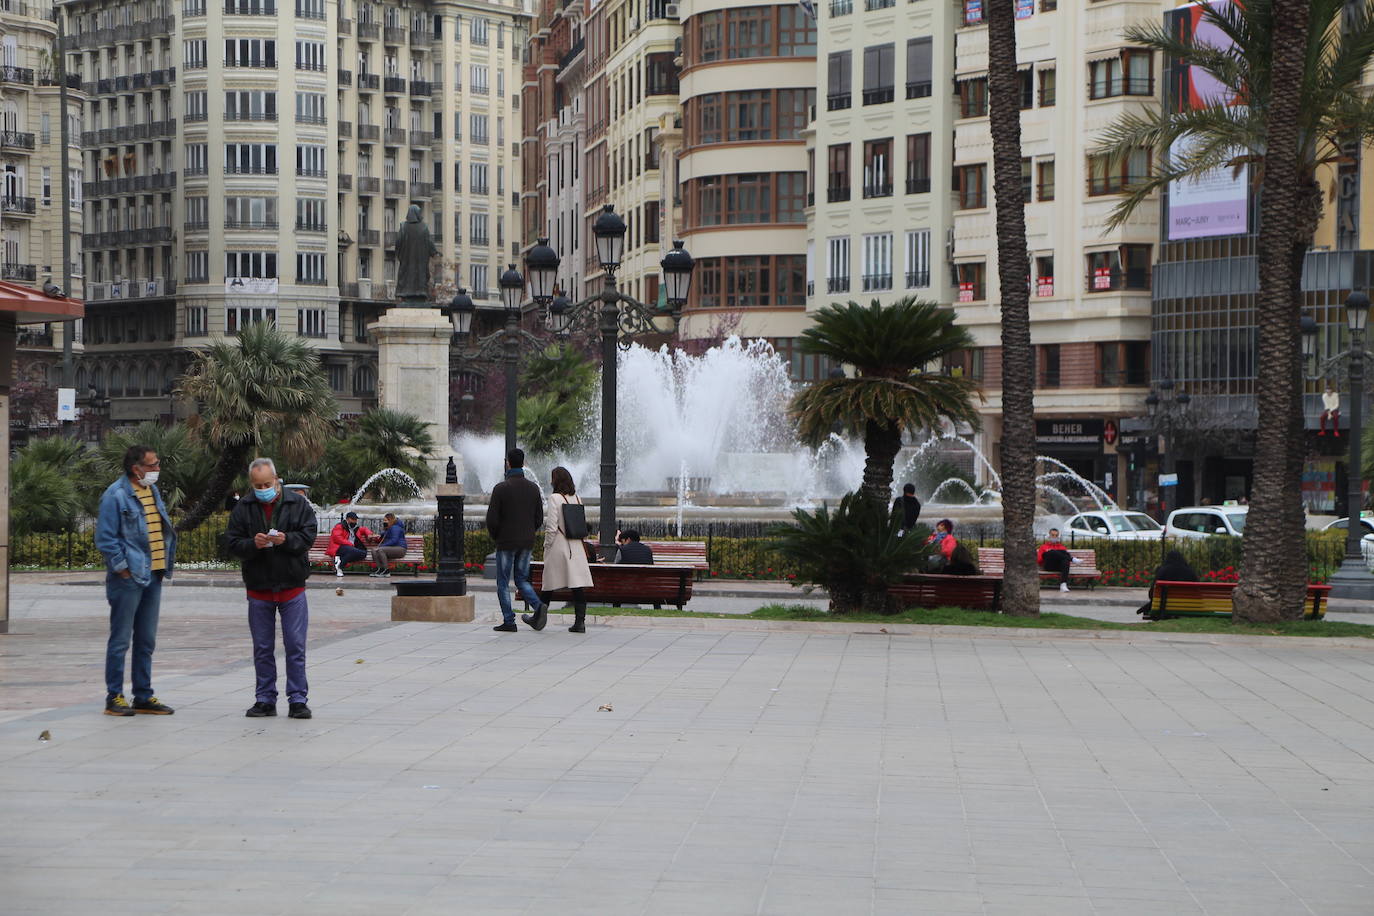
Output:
[1035,419,1104,445]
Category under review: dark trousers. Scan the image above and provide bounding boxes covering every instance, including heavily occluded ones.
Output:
[371,545,406,569]
[247,591,309,704]
[1041,549,1072,584]
[105,572,163,702]
[335,545,368,566]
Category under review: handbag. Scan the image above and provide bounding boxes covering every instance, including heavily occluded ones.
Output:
[561,497,589,540]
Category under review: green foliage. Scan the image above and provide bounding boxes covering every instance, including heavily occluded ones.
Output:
[10,446,84,534]
[503,345,597,455]
[769,492,932,613]
[316,408,439,503]
[93,423,216,514]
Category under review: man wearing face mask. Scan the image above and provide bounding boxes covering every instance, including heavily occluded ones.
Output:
[96,445,177,716]
[223,457,319,719]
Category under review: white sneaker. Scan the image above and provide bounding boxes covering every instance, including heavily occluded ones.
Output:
[1070,556,1081,564]
[1060,582,1070,593]
[334,557,344,578]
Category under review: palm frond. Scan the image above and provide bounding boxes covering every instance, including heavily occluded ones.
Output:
[797,297,976,375]
[791,374,983,447]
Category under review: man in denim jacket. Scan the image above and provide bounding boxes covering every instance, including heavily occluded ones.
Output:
[95,444,177,716]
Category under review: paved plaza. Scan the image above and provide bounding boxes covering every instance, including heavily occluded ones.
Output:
[1,581,1373,915]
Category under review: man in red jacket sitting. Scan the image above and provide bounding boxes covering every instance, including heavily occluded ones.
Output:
[1037,528,1076,593]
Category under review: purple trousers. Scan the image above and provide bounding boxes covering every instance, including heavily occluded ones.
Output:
[247,591,309,704]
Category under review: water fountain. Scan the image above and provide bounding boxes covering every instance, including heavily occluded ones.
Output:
[348,468,423,505]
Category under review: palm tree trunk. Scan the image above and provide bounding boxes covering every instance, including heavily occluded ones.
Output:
[174,443,249,534]
[861,419,902,508]
[986,0,1038,617]
[1232,0,1311,623]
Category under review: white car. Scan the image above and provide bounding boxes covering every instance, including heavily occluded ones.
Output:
[1322,517,1374,558]
[1165,506,1248,538]
[1063,511,1164,541]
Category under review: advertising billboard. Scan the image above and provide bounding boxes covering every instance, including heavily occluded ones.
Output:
[1166,0,1249,240]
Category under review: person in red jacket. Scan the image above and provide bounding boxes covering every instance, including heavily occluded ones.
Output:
[1037,528,1075,593]
[926,519,978,575]
[325,511,373,577]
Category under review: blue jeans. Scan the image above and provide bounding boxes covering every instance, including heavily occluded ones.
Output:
[105,572,163,702]
[247,592,309,704]
[494,549,542,625]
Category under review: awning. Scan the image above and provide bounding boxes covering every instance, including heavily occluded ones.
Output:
[0,279,83,324]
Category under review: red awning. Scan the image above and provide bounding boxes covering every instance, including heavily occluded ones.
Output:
[0,280,83,324]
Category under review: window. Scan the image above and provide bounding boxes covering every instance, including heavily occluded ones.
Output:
[185,250,208,282]
[185,196,208,229]
[692,255,807,308]
[728,90,772,141]
[685,89,814,145]
[224,38,276,67]
[186,91,208,121]
[956,262,986,301]
[296,198,325,230]
[470,162,488,193]
[470,212,488,245]
[963,0,984,24]
[957,76,988,118]
[470,64,488,94]
[297,145,326,177]
[686,172,807,227]
[1088,49,1154,99]
[327,363,346,391]
[186,304,208,336]
[646,52,678,96]
[906,133,931,193]
[645,200,661,243]
[225,90,276,121]
[1087,149,1149,196]
[353,365,376,395]
[471,16,488,45]
[295,92,326,124]
[827,143,850,202]
[40,167,50,205]
[955,163,986,209]
[1035,255,1055,297]
[827,236,850,293]
[224,143,278,174]
[1021,157,1032,202]
[862,138,892,198]
[862,44,894,105]
[687,5,815,63]
[861,233,892,291]
[827,51,851,110]
[224,197,277,228]
[1038,67,1056,106]
[905,230,930,288]
[296,0,324,18]
[1018,69,1034,109]
[906,38,932,99]
[296,252,326,286]
[225,0,274,13]
[1037,344,1061,388]
[226,306,277,334]
[184,39,207,69]
[470,263,488,293]
[226,250,277,278]
[1096,341,1150,386]
[470,114,488,143]
[1086,245,1152,292]
[295,41,325,71]
[298,307,326,335]
[1037,159,1055,201]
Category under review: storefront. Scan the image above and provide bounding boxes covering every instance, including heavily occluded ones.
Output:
[1035,418,1115,508]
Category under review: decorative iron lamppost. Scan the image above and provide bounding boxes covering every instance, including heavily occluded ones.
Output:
[449,280,543,455]
[1146,378,1190,513]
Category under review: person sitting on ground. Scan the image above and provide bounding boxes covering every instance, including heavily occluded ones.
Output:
[614,529,654,564]
[1138,550,1200,617]
[369,512,407,578]
[926,519,978,576]
[892,483,922,536]
[326,511,372,577]
[1037,527,1077,593]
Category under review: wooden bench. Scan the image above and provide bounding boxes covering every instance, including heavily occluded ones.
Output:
[527,562,694,610]
[308,533,426,575]
[1142,580,1330,621]
[889,574,1003,611]
[641,540,709,575]
[977,547,1102,588]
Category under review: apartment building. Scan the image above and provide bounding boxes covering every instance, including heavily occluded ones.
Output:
[674,0,814,350]
[807,0,954,365]
[3,1,85,403]
[61,0,526,424]
[949,0,1166,504]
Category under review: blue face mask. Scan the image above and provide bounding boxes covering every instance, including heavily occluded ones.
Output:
[254,485,277,503]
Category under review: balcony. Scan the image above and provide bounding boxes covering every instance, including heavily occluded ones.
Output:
[296,1,323,17]
[297,168,326,179]
[358,73,379,90]
[226,111,277,122]
[225,166,279,175]
[861,273,892,292]
[357,229,380,246]
[40,73,82,91]
[2,263,36,281]
[862,87,894,106]
[410,30,432,48]
[296,115,326,126]
[383,76,406,94]
[904,270,930,288]
[383,127,406,145]
[339,173,352,190]
[338,17,352,33]
[114,75,130,91]
[224,59,277,69]
[0,66,35,85]
[2,196,36,215]
[907,80,933,99]
[559,37,586,71]
[826,93,851,112]
[357,176,380,192]
[184,219,209,232]
[408,130,431,145]
[827,187,851,203]
[383,26,406,44]
[184,167,208,178]
[338,69,352,86]
[224,219,278,229]
[295,220,326,232]
[829,0,852,14]
[0,131,35,150]
[1088,77,1155,100]
[409,181,432,198]
[906,177,931,194]
[384,230,398,247]
[338,120,352,137]
[409,80,431,97]
[224,2,277,14]
[357,21,379,39]
[1084,268,1150,293]
[826,277,851,294]
[383,178,406,196]
[357,123,380,141]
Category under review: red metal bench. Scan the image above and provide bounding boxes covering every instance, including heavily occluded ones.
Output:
[889,574,1003,611]
[308,533,426,575]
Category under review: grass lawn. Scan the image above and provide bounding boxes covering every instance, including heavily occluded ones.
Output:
[581,604,1374,639]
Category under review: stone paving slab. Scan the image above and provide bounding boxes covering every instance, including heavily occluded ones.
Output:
[2,614,1373,915]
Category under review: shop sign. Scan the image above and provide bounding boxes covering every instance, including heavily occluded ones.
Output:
[1102,419,1118,446]
[1035,419,1104,445]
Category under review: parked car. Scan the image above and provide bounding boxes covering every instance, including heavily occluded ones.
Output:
[1062,511,1164,541]
[1165,506,1248,538]
[1321,516,1374,558]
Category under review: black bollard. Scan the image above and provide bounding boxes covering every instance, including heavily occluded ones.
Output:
[427,456,466,596]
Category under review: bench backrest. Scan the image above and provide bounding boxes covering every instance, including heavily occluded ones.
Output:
[530,561,694,597]
[309,532,424,556]
[641,540,709,569]
[977,546,1099,574]
[1151,580,1330,616]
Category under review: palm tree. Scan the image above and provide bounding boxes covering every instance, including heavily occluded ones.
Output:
[175,321,337,533]
[986,0,1039,617]
[10,439,87,533]
[792,298,983,507]
[1096,0,1354,620]
[93,422,215,514]
[350,407,438,495]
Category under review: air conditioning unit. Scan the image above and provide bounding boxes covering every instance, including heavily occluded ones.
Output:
[357,278,373,299]
[665,3,679,19]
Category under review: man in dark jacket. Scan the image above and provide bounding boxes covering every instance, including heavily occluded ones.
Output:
[485,447,546,632]
[892,483,922,536]
[615,529,654,564]
[223,457,318,719]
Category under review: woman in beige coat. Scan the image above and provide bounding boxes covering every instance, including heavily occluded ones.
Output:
[523,466,595,633]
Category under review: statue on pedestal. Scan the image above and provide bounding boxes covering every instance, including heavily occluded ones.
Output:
[394,203,438,307]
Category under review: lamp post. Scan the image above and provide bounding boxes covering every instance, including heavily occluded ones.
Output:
[533,208,696,561]
[449,282,544,455]
[1146,379,1190,514]
[1302,292,1373,598]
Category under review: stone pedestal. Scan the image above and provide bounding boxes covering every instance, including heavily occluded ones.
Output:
[371,307,459,491]
[390,593,476,622]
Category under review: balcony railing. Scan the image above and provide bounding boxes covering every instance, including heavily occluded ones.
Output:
[357,123,380,140]
[296,114,326,125]
[383,76,407,93]
[357,21,379,38]
[1096,369,1150,387]
[1085,269,1151,292]
[383,127,406,145]
[297,168,327,178]
[1089,77,1155,100]
[410,30,432,48]
[358,73,379,90]
[0,66,35,85]
[226,111,277,121]
[906,177,930,194]
[826,93,851,111]
[383,178,406,196]
[862,182,892,199]
[2,196,36,214]
[826,277,851,294]
[225,166,279,175]
[862,87,893,105]
[1087,176,1145,196]
[224,218,279,229]
[184,219,209,231]
[2,263,36,281]
[0,131,35,150]
[337,17,352,33]
[383,26,406,44]
[861,273,893,291]
[358,176,379,192]
[358,229,380,246]
[905,270,930,288]
[338,173,352,190]
[224,59,277,69]
[295,220,326,232]
[409,80,431,97]
[409,181,432,198]
[409,130,431,145]
[383,230,398,247]
[338,120,352,138]
[338,68,352,86]
[906,81,932,99]
[827,187,851,203]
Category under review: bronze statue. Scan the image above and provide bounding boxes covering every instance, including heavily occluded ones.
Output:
[394,203,438,305]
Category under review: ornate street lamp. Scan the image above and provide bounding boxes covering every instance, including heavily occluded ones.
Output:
[592,204,627,274]
[450,287,475,339]
[524,238,561,305]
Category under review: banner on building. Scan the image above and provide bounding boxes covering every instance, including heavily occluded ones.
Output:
[1093,267,1112,290]
[957,282,974,303]
[225,277,279,295]
[1015,0,1034,18]
[1037,277,1054,298]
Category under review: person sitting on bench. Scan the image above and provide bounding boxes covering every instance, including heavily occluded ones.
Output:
[1037,528,1076,593]
[369,512,406,578]
[927,519,978,576]
[614,529,654,564]
[1138,550,1199,617]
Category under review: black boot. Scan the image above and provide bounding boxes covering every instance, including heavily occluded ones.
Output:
[521,601,548,631]
[569,594,586,633]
